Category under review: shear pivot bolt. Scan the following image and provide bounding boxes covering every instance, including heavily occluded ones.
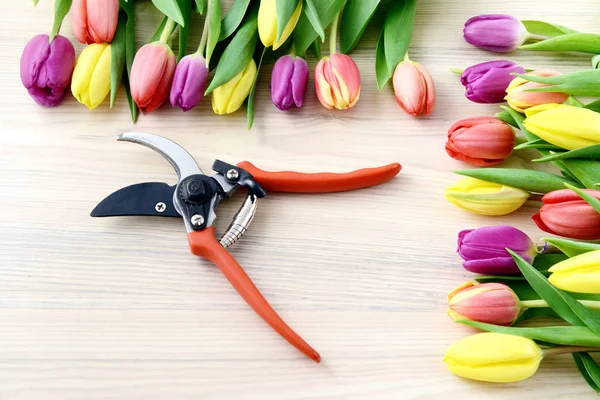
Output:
[191,214,205,227]
[226,169,239,181]
[155,202,166,213]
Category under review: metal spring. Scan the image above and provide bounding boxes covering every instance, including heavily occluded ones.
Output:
[219,193,258,248]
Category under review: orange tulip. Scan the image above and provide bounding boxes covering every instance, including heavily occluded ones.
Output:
[72,0,119,44]
[314,53,360,110]
[392,60,435,116]
[505,69,569,112]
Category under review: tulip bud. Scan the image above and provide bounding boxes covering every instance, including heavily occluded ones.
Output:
[549,249,600,293]
[445,177,530,216]
[460,60,525,103]
[458,225,537,275]
[212,59,257,115]
[523,104,600,150]
[130,42,177,113]
[20,34,75,107]
[71,43,111,110]
[392,60,435,116]
[505,70,569,112]
[446,117,515,167]
[169,54,209,112]
[448,282,521,325]
[533,189,600,240]
[258,0,302,50]
[72,0,120,44]
[444,332,542,383]
[314,53,360,110]
[270,55,308,111]
[463,14,529,53]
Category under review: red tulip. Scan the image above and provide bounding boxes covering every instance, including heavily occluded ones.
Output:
[72,0,120,44]
[533,189,600,240]
[130,42,176,113]
[392,60,435,116]
[446,117,516,167]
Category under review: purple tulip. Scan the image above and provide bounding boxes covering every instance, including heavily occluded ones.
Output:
[169,54,209,112]
[460,60,525,104]
[458,225,537,275]
[270,55,309,110]
[464,14,528,53]
[20,34,75,107]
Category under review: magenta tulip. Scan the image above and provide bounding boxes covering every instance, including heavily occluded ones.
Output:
[270,55,309,110]
[170,54,209,112]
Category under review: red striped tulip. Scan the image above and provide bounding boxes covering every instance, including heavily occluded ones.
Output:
[448,282,521,326]
[446,117,515,167]
[130,42,176,113]
[314,53,360,110]
[392,60,435,116]
[505,70,569,112]
[72,0,120,44]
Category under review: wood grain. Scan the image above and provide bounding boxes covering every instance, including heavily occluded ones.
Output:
[2,1,600,398]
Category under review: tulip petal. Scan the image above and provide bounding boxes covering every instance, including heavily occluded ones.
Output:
[258,0,277,47]
[71,0,88,44]
[290,57,308,108]
[88,44,111,110]
[71,43,108,107]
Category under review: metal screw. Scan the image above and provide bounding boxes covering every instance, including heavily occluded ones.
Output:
[226,169,239,181]
[155,202,167,213]
[191,214,205,226]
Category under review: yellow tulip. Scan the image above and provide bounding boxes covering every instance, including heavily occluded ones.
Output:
[523,103,600,150]
[258,0,302,50]
[444,177,530,216]
[443,332,542,383]
[71,43,111,110]
[548,249,600,293]
[211,59,257,115]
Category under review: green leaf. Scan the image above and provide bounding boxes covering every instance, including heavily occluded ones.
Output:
[533,145,600,163]
[219,0,251,41]
[452,168,582,194]
[152,0,186,26]
[276,0,300,41]
[567,96,584,107]
[544,237,600,258]
[309,39,322,60]
[495,110,518,128]
[565,183,600,214]
[110,12,127,108]
[515,307,561,324]
[33,0,40,5]
[177,0,193,60]
[151,16,170,42]
[513,139,563,151]
[205,5,258,94]
[293,0,345,57]
[534,253,569,272]
[51,0,72,41]
[303,0,325,42]
[560,158,600,189]
[375,29,389,90]
[521,20,578,38]
[195,0,207,14]
[521,33,600,54]
[246,47,266,130]
[515,70,600,97]
[206,0,222,65]
[123,69,138,123]
[593,55,600,70]
[459,321,600,348]
[585,99,600,113]
[573,353,600,393]
[339,0,381,54]
[383,0,417,76]
[119,0,137,122]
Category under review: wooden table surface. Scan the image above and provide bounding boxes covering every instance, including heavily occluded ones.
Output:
[2,1,600,399]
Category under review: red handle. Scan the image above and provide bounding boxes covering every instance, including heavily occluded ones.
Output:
[188,227,321,363]
[236,161,402,193]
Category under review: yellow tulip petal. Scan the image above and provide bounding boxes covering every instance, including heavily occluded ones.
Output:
[524,103,562,117]
[445,177,530,216]
[549,271,600,293]
[226,59,257,114]
[273,1,302,50]
[258,0,276,47]
[549,249,600,273]
[88,44,112,110]
[71,43,108,106]
[506,76,527,92]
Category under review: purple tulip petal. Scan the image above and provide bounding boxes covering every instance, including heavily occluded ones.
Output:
[461,61,525,104]
[464,14,527,53]
[169,55,208,112]
[271,55,308,111]
[291,57,308,108]
[463,257,522,275]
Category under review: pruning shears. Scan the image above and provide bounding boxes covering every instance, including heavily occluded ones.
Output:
[91,132,402,362]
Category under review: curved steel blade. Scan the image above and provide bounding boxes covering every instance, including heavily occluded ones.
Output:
[91,182,180,218]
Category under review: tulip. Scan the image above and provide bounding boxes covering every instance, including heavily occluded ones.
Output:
[460,60,526,103]
[505,70,569,112]
[392,60,436,116]
[463,14,529,53]
[446,117,515,167]
[444,332,542,383]
[71,42,111,110]
[314,53,360,110]
[212,59,257,115]
[445,177,530,216]
[258,0,302,50]
[523,104,600,150]
[20,34,75,107]
[548,250,600,293]
[458,225,537,275]
[533,189,600,240]
[72,0,120,44]
[448,282,521,325]
[169,54,209,112]
[270,55,309,111]
[130,42,176,113]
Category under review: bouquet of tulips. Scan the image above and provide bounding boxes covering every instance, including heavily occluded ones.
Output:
[20,0,436,127]
[443,13,600,394]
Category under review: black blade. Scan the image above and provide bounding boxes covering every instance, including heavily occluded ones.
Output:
[91,182,180,218]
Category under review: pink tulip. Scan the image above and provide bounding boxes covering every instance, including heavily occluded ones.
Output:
[130,42,177,113]
[314,53,360,110]
[505,69,569,112]
[392,60,435,116]
[448,282,521,326]
[72,0,119,44]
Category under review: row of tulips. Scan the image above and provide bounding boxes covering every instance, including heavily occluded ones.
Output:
[21,0,436,126]
[443,13,600,394]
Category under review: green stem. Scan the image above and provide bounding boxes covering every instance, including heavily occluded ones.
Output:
[160,18,176,44]
[403,52,410,62]
[449,67,464,75]
[329,11,340,54]
[196,1,211,55]
[515,137,529,146]
[543,346,600,358]
[521,299,600,310]
[290,43,296,57]
[526,33,548,42]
